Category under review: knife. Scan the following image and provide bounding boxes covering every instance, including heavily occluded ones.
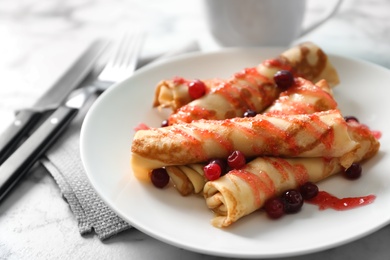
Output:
[0,31,144,202]
[0,40,107,165]
[0,38,200,203]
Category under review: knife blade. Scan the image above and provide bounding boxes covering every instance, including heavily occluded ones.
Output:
[0,40,107,164]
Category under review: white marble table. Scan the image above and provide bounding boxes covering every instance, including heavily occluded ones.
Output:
[1,0,390,259]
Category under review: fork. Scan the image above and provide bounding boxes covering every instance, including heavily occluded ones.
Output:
[0,30,144,202]
[93,30,144,90]
[67,30,144,106]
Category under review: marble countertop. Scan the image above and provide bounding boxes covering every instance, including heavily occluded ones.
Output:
[1,0,390,259]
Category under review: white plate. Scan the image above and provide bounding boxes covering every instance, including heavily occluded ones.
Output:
[80,48,390,258]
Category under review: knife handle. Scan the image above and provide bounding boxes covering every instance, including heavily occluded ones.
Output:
[0,106,78,202]
[0,110,43,164]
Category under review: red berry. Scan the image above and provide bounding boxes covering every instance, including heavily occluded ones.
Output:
[188,79,206,99]
[203,162,222,181]
[300,182,319,200]
[227,150,246,169]
[344,116,359,123]
[243,109,257,117]
[151,168,170,188]
[282,189,303,213]
[344,163,362,180]
[161,119,169,127]
[264,197,285,219]
[273,70,294,90]
[209,159,227,176]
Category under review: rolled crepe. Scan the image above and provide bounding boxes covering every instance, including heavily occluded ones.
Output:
[153,42,340,124]
[131,109,359,180]
[264,78,337,115]
[203,121,380,228]
[153,77,222,112]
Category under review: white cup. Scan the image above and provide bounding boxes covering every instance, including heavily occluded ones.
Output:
[203,0,343,47]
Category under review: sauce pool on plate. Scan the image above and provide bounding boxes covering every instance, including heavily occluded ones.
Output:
[307,191,376,210]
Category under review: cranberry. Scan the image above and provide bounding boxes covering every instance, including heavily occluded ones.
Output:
[203,162,222,181]
[300,182,319,200]
[150,168,170,188]
[264,197,285,219]
[188,79,206,99]
[227,150,246,169]
[209,159,227,176]
[273,70,294,90]
[344,116,359,123]
[282,189,303,213]
[344,163,362,180]
[243,109,257,117]
[161,119,169,127]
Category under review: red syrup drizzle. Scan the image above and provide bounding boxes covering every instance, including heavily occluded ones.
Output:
[134,123,150,132]
[306,191,376,211]
[371,130,382,139]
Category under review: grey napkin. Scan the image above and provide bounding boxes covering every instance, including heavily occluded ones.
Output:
[41,95,131,240]
[40,40,200,241]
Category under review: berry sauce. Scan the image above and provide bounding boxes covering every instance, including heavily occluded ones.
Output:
[371,130,382,139]
[306,191,376,211]
[134,123,150,132]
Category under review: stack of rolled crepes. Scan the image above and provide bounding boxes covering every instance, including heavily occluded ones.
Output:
[153,41,340,125]
[131,42,380,228]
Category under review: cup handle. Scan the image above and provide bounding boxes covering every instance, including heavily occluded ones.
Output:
[300,0,343,36]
